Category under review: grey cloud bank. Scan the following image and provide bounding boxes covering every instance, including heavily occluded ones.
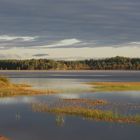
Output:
[33,54,49,57]
[0,0,140,59]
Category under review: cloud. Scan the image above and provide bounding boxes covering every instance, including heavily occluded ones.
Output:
[0,36,82,50]
[0,0,140,58]
[0,35,37,41]
[0,54,21,59]
[40,38,82,48]
[0,35,39,49]
[33,54,49,57]
[128,42,140,45]
[0,0,140,46]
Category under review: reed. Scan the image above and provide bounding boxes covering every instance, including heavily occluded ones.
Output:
[32,103,140,124]
[62,98,108,106]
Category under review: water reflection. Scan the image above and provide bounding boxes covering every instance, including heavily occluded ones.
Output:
[11,78,92,93]
[0,72,140,140]
[15,112,21,121]
[0,96,37,105]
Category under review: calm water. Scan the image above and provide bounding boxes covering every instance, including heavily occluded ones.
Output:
[0,71,140,140]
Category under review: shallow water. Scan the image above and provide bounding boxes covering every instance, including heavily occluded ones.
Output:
[0,71,140,140]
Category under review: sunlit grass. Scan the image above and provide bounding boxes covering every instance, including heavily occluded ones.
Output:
[62,98,108,106]
[88,82,140,91]
[0,76,57,97]
[32,103,140,124]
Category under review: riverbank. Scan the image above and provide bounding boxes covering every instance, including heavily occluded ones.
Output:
[0,70,140,72]
[0,76,56,97]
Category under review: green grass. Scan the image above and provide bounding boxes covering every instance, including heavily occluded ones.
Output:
[88,82,140,91]
[32,103,140,124]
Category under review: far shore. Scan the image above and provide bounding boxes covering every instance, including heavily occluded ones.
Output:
[0,70,140,73]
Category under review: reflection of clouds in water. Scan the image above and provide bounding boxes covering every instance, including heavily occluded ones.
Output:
[56,94,80,99]
[119,91,140,99]
[11,78,91,91]
[102,91,140,99]
[0,97,37,105]
[0,91,139,105]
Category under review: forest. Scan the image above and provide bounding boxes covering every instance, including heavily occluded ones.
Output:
[0,56,140,70]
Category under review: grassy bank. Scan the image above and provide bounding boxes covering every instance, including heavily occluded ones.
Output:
[0,76,56,97]
[88,82,140,91]
[32,103,140,124]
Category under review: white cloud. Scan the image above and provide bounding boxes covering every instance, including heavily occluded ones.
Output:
[1,46,140,60]
[0,54,21,59]
[128,42,140,45]
[40,38,81,48]
[0,40,140,60]
[0,35,37,41]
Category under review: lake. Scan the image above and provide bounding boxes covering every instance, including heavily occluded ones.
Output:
[0,71,140,140]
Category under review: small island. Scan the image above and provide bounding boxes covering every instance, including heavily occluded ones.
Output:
[88,82,140,91]
[32,101,140,124]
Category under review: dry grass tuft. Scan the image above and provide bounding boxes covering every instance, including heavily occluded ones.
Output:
[62,98,108,106]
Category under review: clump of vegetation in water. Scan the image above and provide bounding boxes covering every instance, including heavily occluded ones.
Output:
[62,98,108,106]
[0,76,57,97]
[88,82,140,91]
[32,103,140,124]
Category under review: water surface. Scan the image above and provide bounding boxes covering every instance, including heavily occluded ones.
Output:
[0,71,140,140]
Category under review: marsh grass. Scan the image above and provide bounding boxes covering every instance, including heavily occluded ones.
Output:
[88,82,140,91]
[0,76,10,86]
[32,103,140,124]
[0,76,57,97]
[62,98,108,106]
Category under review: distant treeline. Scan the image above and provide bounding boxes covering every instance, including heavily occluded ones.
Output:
[0,56,140,70]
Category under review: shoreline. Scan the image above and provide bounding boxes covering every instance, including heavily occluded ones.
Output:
[0,76,57,97]
[0,70,140,73]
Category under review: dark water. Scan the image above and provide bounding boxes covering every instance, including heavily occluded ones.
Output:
[0,71,140,140]
[1,71,140,81]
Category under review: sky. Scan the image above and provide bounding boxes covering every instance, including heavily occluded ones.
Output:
[0,0,140,60]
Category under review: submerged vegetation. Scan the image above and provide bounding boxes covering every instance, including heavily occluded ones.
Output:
[0,76,56,97]
[0,56,140,70]
[32,103,140,124]
[89,82,140,91]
